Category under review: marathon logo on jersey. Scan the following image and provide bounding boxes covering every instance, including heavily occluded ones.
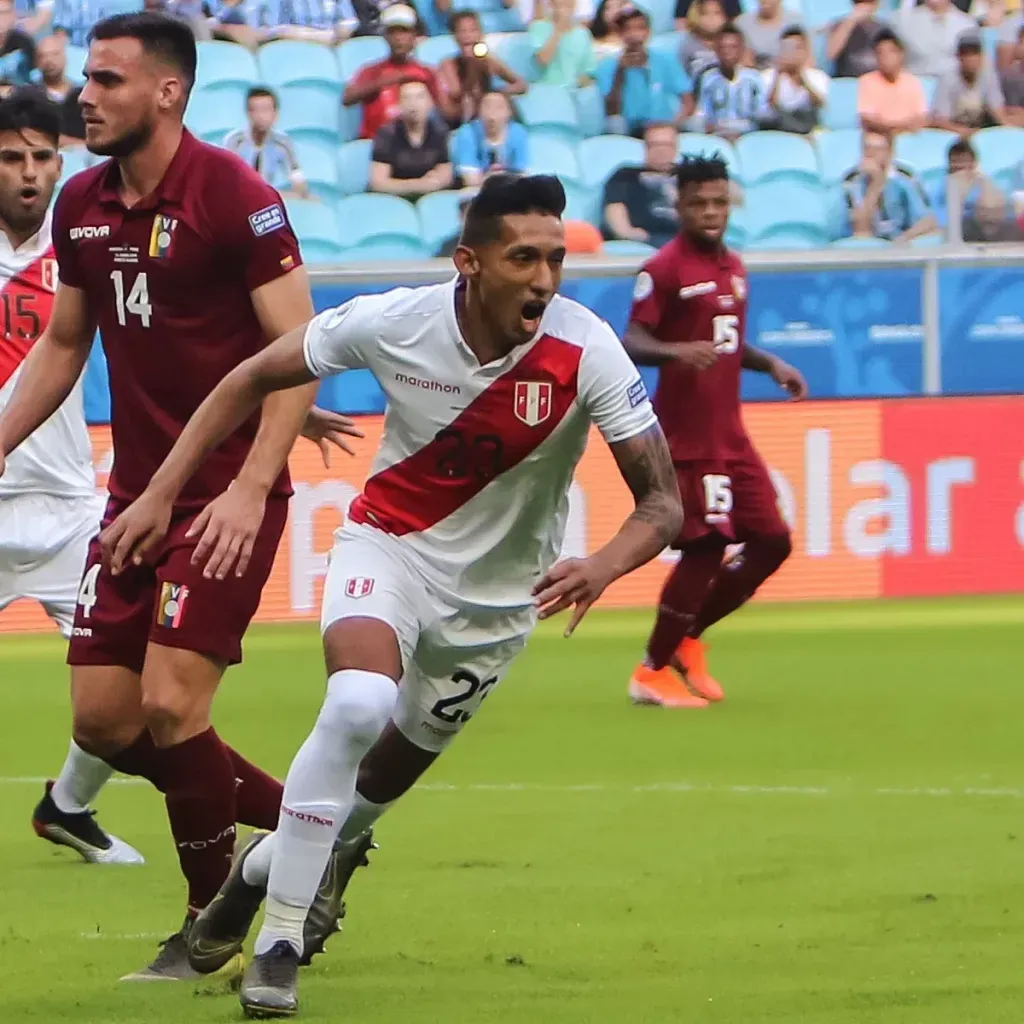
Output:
[344,576,375,599]
[249,203,286,237]
[514,381,552,427]
[627,376,648,409]
[157,582,189,628]
[148,214,178,259]
[40,258,57,292]
[69,224,110,241]
[679,281,717,300]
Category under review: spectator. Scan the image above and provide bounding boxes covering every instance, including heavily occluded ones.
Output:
[932,137,996,237]
[827,0,887,79]
[897,0,976,78]
[735,0,804,70]
[679,0,726,81]
[438,11,527,127]
[529,0,596,86]
[17,0,55,38]
[453,89,529,185]
[518,0,596,25]
[34,33,83,147]
[596,4,692,136]
[695,23,769,139]
[590,0,626,56]
[962,184,1024,240]
[224,87,309,199]
[343,4,454,140]
[437,195,472,256]
[370,80,453,199]
[858,30,928,135]
[259,0,360,43]
[50,0,106,47]
[761,26,828,134]
[676,0,739,29]
[0,0,34,85]
[996,10,1022,69]
[601,121,679,247]
[999,21,1024,121]
[207,0,264,47]
[841,129,937,243]
[932,32,1007,134]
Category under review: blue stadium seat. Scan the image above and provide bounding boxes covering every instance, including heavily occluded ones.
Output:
[920,76,938,107]
[745,182,829,247]
[336,36,389,81]
[335,194,421,246]
[647,31,683,61]
[339,104,362,144]
[184,86,247,143]
[578,134,645,188]
[527,133,580,181]
[195,41,259,91]
[515,85,581,142]
[417,190,467,252]
[831,236,891,249]
[894,128,958,177]
[602,239,656,256]
[492,32,537,83]
[909,232,945,248]
[479,9,524,33]
[573,84,605,138]
[971,126,1024,186]
[678,132,740,175]
[724,210,748,250]
[802,0,848,28]
[258,41,341,91]
[410,0,448,35]
[639,0,674,34]
[337,238,433,261]
[823,77,858,130]
[292,140,342,203]
[746,232,820,251]
[563,179,601,224]
[65,44,87,84]
[736,131,819,187]
[301,239,347,264]
[416,34,458,66]
[285,199,342,246]
[813,28,832,73]
[275,85,341,144]
[338,139,373,194]
[815,128,861,185]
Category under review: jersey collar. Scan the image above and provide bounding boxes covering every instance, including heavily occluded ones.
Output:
[97,128,199,211]
[0,210,52,259]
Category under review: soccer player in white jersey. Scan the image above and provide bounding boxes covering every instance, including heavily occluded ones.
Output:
[0,89,142,866]
[99,173,683,1017]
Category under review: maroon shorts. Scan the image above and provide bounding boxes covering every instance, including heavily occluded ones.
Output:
[673,452,789,549]
[67,496,288,674]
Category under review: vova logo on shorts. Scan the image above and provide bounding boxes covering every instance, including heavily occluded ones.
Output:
[69,225,110,241]
[344,576,375,599]
[157,582,189,628]
[514,381,552,427]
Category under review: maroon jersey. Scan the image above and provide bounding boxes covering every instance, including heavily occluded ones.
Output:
[52,130,302,508]
[629,233,751,463]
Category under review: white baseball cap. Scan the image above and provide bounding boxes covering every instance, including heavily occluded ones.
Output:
[380,4,417,29]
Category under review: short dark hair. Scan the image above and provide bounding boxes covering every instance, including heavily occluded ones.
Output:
[948,138,976,161]
[718,21,744,42]
[0,86,61,146]
[617,4,650,27]
[246,85,278,107]
[89,12,197,91]
[873,27,904,50]
[460,172,565,246]
[781,25,807,41]
[447,9,479,32]
[676,153,729,189]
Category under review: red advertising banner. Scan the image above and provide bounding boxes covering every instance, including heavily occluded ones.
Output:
[1,396,1021,634]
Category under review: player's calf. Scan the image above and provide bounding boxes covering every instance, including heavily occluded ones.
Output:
[69,665,147,760]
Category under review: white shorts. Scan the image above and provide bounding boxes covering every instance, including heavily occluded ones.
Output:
[320,523,531,753]
[0,492,104,638]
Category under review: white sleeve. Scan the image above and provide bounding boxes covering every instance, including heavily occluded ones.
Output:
[577,320,658,445]
[302,293,388,377]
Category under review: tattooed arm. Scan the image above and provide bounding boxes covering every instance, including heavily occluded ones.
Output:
[533,423,682,635]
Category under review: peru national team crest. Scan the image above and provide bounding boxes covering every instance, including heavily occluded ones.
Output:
[344,576,375,599]
[41,258,57,293]
[514,381,552,427]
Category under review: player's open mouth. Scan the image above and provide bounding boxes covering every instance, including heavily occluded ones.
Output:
[520,300,546,332]
[18,187,39,204]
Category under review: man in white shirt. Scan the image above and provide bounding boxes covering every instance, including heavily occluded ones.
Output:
[898,0,977,77]
[761,25,830,132]
[100,172,683,1019]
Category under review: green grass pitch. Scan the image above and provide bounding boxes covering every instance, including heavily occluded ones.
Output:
[2,596,1024,1023]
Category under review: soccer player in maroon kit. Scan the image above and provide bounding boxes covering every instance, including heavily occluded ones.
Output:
[0,13,361,980]
[625,155,808,708]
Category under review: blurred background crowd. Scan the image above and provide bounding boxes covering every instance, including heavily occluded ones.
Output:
[6,0,1024,259]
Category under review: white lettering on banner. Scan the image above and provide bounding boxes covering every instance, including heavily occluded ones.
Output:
[804,428,831,557]
[844,461,910,557]
[926,458,975,555]
[290,480,358,611]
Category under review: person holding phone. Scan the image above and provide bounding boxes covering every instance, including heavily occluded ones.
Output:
[761,26,829,133]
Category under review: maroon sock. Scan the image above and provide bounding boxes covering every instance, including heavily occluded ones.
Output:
[646,542,725,669]
[103,730,168,792]
[694,535,792,636]
[225,746,283,831]
[160,728,238,915]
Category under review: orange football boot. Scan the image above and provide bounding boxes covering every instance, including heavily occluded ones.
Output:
[628,664,709,708]
[673,637,724,702]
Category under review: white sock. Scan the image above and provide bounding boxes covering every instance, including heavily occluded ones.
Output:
[338,790,393,841]
[50,740,113,814]
[253,669,397,957]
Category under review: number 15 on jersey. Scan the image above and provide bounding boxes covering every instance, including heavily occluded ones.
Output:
[110,270,153,328]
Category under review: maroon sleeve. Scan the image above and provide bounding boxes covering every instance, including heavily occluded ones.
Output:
[214,158,303,292]
[629,255,674,334]
[52,183,86,288]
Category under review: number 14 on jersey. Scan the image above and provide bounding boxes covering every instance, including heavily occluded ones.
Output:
[110,270,153,328]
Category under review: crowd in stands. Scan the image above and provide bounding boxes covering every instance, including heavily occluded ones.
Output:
[3,0,1024,257]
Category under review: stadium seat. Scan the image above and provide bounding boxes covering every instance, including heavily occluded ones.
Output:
[647,31,684,61]
[336,36,389,81]
[573,84,605,138]
[65,44,87,84]
[678,132,740,175]
[744,182,829,247]
[258,41,341,91]
[831,236,891,249]
[339,104,362,144]
[823,77,858,130]
[894,128,958,177]
[285,199,342,246]
[293,140,342,203]
[195,41,259,91]
[184,86,247,143]
[815,128,861,185]
[418,189,468,252]
[577,135,645,188]
[515,85,581,142]
[724,215,748,251]
[909,232,945,248]
[334,193,421,246]
[416,34,458,66]
[275,85,342,144]
[735,131,819,187]
[338,139,373,194]
[491,32,537,83]
[336,237,433,261]
[639,0,674,34]
[802,0,848,28]
[300,238,347,264]
[410,0,448,36]
[745,232,820,251]
[479,8,524,33]
[971,126,1024,187]
[563,179,601,225]
[602,239,656,256]
[920,76,938,107]
[527,133,580,181]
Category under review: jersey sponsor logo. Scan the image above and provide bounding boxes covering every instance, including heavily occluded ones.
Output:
[157,582,189,628]
[633,271,654,301]
[148,214,178,259]
[514,380,552,427]
[679,281,717,299]
[395,372,461,395]
[249,203,286,237]
[69,225,110,241]
[344,576,375,599]
[627,376,648,409]
[282,805,335,828]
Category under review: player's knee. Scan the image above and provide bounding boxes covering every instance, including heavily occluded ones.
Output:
[140,683,206,745]
[72,708,140,759]
[316,670,397,749]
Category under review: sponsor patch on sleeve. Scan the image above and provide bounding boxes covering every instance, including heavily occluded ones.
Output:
[249,203,286,237]
[632,271,654,302]
[627,376,648,408]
